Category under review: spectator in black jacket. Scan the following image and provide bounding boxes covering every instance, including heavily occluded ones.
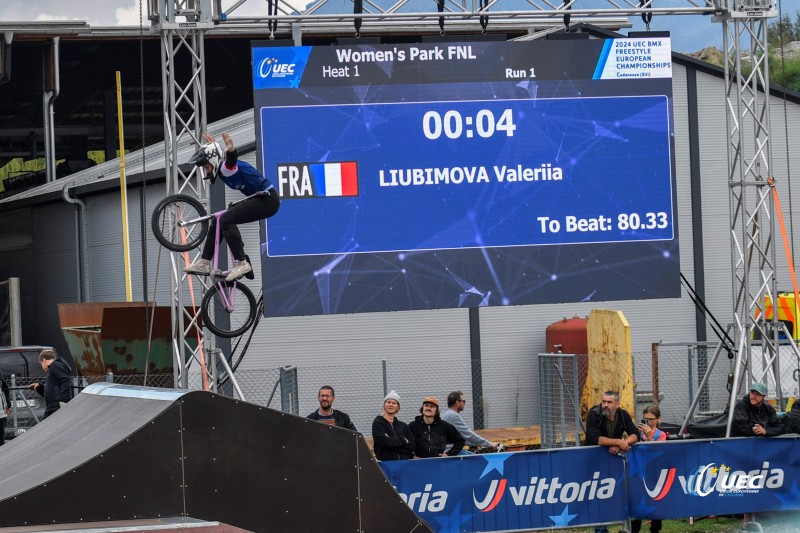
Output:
[731,381,784,437]
[584,391,639,533]
[1,369,11,445]
[28,349,72,419]
[409,396,465,458]
[584,390,639,455]
[307,385,357,431]
[372,390,415,461]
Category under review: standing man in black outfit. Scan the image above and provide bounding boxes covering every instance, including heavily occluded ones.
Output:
[307,385,357,431]
[27,349,72,419]
[584,390,639,533]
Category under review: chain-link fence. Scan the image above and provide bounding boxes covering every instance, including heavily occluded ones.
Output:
[538,353,582,449]
[6,343,787,443]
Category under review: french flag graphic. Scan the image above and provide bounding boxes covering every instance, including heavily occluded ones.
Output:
[309,162,358,197]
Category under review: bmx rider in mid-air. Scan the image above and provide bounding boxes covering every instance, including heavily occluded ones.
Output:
[184,132,280,281]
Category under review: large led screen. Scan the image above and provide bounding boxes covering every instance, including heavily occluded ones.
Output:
[254,37,678,317]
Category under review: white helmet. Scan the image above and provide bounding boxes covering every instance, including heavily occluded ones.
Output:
[188,141,223,180]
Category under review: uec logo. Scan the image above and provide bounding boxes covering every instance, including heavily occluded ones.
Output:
[257,57,295,78]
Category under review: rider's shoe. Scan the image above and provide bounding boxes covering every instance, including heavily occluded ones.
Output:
[226,259,252,282]
[184,258,212,276]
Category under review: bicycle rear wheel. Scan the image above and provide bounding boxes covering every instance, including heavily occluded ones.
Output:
[201,281,257,338]
[151,194,209,252]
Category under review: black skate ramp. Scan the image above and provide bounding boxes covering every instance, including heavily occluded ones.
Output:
[0,384,431,533]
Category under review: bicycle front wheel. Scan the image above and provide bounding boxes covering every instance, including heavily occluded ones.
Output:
[201,281,257,338]
[151,194,209,252]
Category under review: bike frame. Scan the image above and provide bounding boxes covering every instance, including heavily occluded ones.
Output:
[210,208,239,312]
[176,193,255,233]
[152,192,261,338]
[204,193,264,318]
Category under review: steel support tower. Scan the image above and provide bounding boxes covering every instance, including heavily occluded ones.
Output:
[150,0,790,407]
[149,0,215,388]
[714,1,800,434]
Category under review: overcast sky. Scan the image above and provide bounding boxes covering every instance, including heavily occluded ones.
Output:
[2,0,799,53]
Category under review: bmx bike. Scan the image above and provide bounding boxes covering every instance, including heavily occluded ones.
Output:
[151,193,258,338]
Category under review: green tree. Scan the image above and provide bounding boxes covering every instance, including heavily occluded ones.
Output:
[767,9,800,47]
[770,54,800,92]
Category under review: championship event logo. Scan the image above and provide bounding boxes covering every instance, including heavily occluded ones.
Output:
[643,462,784,499]
[252,46,310,89]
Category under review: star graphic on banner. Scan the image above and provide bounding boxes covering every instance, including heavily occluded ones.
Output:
[479,454,511,478]
[631,495,657,516]
[432,501,472,533]
[549,505,578,527]
[774,479,800,509]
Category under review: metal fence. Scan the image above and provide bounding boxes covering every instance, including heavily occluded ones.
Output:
[6,341,791,443]
[537,353,582,449]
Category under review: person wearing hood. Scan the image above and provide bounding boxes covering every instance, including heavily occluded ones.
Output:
[408,396,465,458]
[731,381,784,437]
[27,349,73,419]
[371,390,415,461]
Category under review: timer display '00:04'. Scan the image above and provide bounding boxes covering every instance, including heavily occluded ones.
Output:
[422,109,517,140]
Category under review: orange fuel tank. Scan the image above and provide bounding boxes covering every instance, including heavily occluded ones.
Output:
[546,316,588,354]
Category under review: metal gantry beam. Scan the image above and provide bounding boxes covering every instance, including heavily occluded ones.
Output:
[153,0,789,401]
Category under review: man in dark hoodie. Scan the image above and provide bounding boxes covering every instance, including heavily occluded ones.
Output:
[409,396,465,458]
[27,349,72,419]
[731,381,784,437]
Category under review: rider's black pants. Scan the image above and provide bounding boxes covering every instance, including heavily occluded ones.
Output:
[202,189,280,262]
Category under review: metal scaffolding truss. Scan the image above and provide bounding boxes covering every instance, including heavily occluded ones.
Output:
[717,11,800,433]
[151,0,215,389]
[150,0,794,417]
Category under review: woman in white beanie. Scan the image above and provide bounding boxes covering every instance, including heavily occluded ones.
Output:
[372,390,415,461]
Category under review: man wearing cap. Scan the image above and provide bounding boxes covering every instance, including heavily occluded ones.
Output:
[732,381,784,437]
[409,396,465,458]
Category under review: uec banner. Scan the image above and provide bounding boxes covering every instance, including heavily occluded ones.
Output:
[627,437,800,521]
[380,437,800,532]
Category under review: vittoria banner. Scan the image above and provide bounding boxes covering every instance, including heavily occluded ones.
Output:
[380,437,800,532]
[380,445,627,532]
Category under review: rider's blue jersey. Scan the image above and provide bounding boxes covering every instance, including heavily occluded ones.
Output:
[219,159,275,196]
